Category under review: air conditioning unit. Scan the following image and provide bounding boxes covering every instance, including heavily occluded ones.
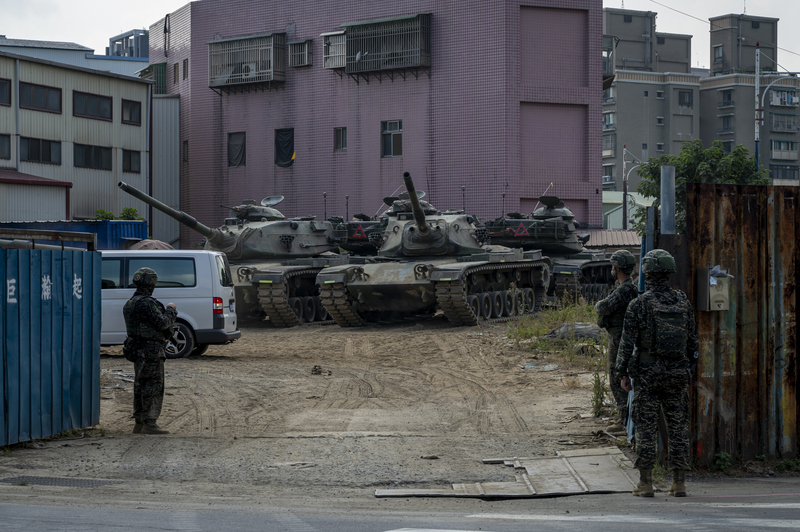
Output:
[242,63,257,78]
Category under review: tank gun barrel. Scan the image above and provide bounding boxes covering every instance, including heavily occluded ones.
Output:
[402,172,429,237]
[118,181,217,240]
[220,203,241,212]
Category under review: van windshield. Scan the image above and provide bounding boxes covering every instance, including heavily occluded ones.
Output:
[216,254,234,287]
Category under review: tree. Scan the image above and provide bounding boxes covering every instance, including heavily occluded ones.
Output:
[632,139,770,234]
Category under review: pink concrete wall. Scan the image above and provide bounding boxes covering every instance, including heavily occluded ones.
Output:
[149,0,602,247]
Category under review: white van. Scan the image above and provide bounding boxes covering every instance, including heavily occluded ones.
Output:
[101,250,241,358]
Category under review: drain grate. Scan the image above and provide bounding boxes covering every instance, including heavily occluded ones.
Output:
[0,476,123,488]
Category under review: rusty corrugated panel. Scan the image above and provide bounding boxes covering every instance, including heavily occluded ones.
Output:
[683,183,798,466]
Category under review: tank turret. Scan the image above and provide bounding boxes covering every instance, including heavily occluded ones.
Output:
[118,181,347,328]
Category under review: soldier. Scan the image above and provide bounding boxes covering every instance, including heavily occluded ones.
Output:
[123,267,178,435]
[594,249,639,432]
[615,249,698,498]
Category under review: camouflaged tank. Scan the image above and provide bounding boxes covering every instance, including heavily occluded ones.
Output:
[118,181,349,327]
[316,173,552,326]
[483,196,614,302]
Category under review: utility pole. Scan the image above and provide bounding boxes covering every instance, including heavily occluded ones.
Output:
[622,144,628,230]
[755,43,761,173]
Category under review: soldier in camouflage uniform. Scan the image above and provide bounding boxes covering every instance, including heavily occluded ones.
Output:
[123,267,178,435]
[615,249,698,498]
[594,249,639,432]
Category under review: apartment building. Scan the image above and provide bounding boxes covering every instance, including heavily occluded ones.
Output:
[147,0,605,248]
[709,14,778,76]
[0,51,151,220]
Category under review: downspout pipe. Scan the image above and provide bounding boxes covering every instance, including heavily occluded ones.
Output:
[147,83,153,238]
[15,59,20,172]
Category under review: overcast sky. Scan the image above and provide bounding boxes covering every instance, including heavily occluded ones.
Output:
[3,0,799,71]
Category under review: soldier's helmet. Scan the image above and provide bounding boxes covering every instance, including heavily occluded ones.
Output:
[609,250,636,274]
[132,267,159,288]
[641,249,676,274]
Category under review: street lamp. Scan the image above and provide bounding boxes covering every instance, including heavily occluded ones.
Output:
[622,146,641,230]
[754,44,800,172]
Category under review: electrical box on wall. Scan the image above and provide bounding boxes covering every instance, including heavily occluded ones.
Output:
[696,267,730,311]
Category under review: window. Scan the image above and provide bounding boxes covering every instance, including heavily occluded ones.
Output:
[722,141,733,154]
[275,129,295,167]
[657,90,664,99]
[288,40,312,67]
[771,113,799,132]
[322,31,346,69]
[183,58,189,80]
[122,99,141,125]
[20,82,61,113]
[381,120,402,157]
[101,258,122,289]
[342,14,431,74]
[174,63,179,84]
[20,137,61,164]
[0,134,10,159]
[602,112,615,130]
[73,91,112,121]
[657,116,664,126]
[183,140,189,162]
[770,90,799,107]
[0,78,10,106]
[127,258,196,288]
[644,91,649,97]
[751,21,760,29]
[642,143,648,150]
[603,87,614,103]
[228,132,246,167]
[657,143,665,151]
[602,134,616,155]
[771,164,799,180]
[602,164,614,183]
[334,127,347,151]
[714,45,723,63]
[720,115,734,134]
[123,150,141,173]
[624,14,633,23]
[74,144,112,170]
[771,140,799,159]
[208,34,287,87]
[657,36,665,45]
[719,89,734,108]
[678,90,693,108]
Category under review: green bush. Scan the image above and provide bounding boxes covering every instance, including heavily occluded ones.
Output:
[93,209,116,220]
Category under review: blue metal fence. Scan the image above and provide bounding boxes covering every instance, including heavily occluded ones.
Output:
[0,220,147,250]
[1,249,101,445]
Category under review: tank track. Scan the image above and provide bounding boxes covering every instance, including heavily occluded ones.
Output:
[435,260,551,325]
[552,273,612,304]
[256,268,334,327]
[317,282,367,327]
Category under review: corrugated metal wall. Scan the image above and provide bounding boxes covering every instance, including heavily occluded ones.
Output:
[1,249,101,445]
[0,184,68,221]
[681,183,798,465]
[0,220,147,249]
[151,95,181,246]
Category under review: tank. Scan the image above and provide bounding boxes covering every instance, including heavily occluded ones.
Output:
[118,181,350,326]
[482,196,614,302]
[328,213,385,255]
[316,173,552,327]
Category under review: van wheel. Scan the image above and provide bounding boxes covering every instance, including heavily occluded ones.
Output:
[166,322,196,359]
[191,344,210,357]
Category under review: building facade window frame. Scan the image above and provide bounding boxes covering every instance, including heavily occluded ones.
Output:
[0,133,10,159]
[381,120,402,158]
[183,58,189,80]
[678,90,693,108]
[73,91,112,121]
[20,82,61,114]
[334,127,347,151]
[657,116,665,126]
[122,150,141,173]
[174,63,179,84]
[20,136,61,165]
[74,143,112,170]
[0,78,10,106]
[656,90,664,99]
[121,99,141,126]
[228,132,246,167]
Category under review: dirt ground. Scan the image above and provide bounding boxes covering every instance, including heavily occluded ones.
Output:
[0,316,620,508]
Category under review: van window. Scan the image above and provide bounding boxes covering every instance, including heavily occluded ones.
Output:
[102,258,122,289]
[216,255,234,287]
[127,258,197,288]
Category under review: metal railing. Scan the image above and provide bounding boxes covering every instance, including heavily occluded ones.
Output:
[208,33,286,87]
[717,100,734,108]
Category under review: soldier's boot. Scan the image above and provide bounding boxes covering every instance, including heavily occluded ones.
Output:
[632,469,654,497]
[669,469,687,497]
[133,421,144,434]
[606,406,628,432]
[141,421,169,435]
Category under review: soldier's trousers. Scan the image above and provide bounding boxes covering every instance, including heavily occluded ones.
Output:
[632,364,691,470]
[608,335,628,410]
[133,356,165,422]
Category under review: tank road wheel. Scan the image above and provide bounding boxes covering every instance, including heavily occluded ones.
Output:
[502,291,515,317]
[467,294,481,319]
[288,297,304,322]
[522,288,535,314]
[490,291,504,318]
[480,293,492,321]
[513,290,525,316]
[302,296,316,322]
[315,297,329,322]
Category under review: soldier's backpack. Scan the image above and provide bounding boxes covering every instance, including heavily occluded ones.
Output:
[122,336,139,362]
[641,292,688,361]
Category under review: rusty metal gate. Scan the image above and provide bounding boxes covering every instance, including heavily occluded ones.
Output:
[667,184,798,466]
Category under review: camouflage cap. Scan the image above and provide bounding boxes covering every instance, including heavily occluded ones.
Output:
[132,267,158,288]
[609,250,636,273]
[641,249,676,274]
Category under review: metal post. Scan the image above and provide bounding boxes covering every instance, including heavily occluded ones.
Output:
[623,145,628,230]
[660,165,676,235]
[323,192,327,220]
[461,185,466,212]
[345,195,349,221]
[755,43,760,172]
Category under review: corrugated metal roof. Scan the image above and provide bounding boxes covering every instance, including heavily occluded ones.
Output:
[0,50,152,83]
[0,169,72,187]
[0,37,92,51]
[584,229,641,248]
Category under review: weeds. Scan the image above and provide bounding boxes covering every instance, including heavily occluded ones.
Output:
[13,481,28,486]
[652,454,669,483]
[776,458,800,472]
[712,451,733,474]
[562,374,581,389]
[591,371,608,417]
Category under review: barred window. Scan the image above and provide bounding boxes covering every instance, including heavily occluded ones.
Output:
[289,40,312,67]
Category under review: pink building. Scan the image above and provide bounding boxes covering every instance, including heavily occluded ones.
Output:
[149,0,602,247]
